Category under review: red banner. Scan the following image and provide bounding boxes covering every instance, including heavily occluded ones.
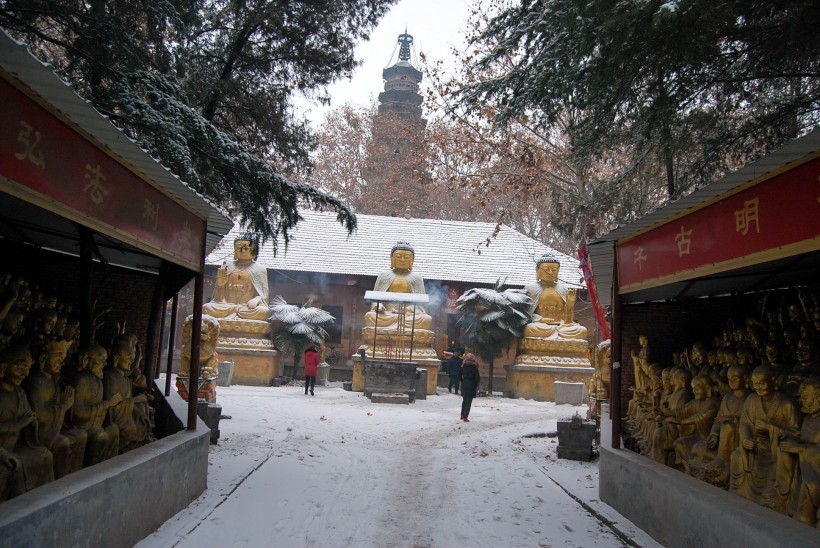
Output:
[618,155,820,292]
[0,77,205,270]
[447,284,461,312]
[579,241,610,340]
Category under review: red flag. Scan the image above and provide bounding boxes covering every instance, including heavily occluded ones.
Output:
[578,241,611,340]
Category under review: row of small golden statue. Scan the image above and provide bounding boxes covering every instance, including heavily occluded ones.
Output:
[625,295,820,527]
[0,276,154,502]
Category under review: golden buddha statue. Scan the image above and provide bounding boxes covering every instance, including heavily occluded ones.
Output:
[203,234,270,321]
[364,241,432,331]
[103,335,151,453]
[689,364,750,486]
[0,344,54,499]
[514,253,591,373]
[729,365,799,513]
[669,374,720,474]
[361,241,436,360]
[71,344,120,466]
[180,314,221,380]
[24,339,87,478]
[520,254,587,340]
[644,366,692,464]
[780,377,820,526]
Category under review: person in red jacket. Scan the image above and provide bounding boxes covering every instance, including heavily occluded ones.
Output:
[303,346,320,396]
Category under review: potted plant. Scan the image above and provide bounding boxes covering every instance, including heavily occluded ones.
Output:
[456,280,533,394]
[269,296,335,379]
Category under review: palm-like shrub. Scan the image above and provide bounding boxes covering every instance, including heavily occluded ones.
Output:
[456,280,533,393]
[270,296,335,376]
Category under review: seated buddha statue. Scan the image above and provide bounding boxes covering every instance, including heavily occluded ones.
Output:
[71,344,120,466]
[203,234,270,321]
[729,365,799,513]
[0,344,54,498]
[780,377,820,526]
[364,241,432,331]
[521,253,587,341]
[24,339,87,479]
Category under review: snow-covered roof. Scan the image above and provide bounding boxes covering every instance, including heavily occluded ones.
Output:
[206,211,583,288]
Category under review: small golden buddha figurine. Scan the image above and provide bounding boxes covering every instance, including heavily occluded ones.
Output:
[521,253,587,341]
[180,314,221,379]
[364,241,432,331]
[780,377,820,526]
[71,344,120,466]
[729,365,799,513]
[24,339,87,478]
[0,344,54,498]
[646,366,692,465]
[203,234,271,321]
[670,375,720,474]
[783,337,820,397]
[690,364,750,485]
[104,335,151,453]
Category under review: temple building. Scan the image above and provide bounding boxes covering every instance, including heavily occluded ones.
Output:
[202,211,594,393]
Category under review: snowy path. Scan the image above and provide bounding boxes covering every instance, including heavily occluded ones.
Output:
[137,383,659,548]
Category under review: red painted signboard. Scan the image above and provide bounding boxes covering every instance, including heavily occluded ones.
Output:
[617,155,820,292]
[0,76,205,270]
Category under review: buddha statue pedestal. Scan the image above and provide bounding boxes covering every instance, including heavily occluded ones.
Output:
[214,319,280,386]
[506,338,593,402]
[175,377,217,403]
[360,327,440,395]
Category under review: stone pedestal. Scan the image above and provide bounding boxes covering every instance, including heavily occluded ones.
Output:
[556,414,597,461]
[317,363,330,386]
[505,364,594,402]
[508,337,593,402]
[175,377,217,403]
[217,348,280,386]
[211,317,279,386]
[414,360,441,395]
[216,361,234,387]
[363,359,417,401]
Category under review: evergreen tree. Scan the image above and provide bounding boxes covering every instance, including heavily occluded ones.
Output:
[458,0,820,199]
[0,0,399,244]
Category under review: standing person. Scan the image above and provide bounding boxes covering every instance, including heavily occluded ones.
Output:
[446,349,463,394]
[303,346,320,396]
[460,353,480,422]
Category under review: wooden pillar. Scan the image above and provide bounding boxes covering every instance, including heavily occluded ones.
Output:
[187,231,206,430]
[164,293,179,397]
[144,261,167,383]
[610,242,622,449]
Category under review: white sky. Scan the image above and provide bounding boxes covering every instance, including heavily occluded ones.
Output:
[297,0,476,126]
[137,377,661,547]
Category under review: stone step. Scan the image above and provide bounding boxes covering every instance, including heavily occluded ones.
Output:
[370,392,410,405]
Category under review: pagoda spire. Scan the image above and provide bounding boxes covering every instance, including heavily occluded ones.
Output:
[397,28,413,63]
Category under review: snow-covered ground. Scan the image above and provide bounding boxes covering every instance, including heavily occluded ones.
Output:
[137,379,660,548]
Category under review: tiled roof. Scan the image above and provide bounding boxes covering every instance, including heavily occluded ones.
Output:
[206,211,584,288]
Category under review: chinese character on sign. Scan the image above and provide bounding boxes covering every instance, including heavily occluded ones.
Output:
[675,226,693,256]
[14,121,46,169]
[143,199,159,230]
[83,164,108,205]
[634,247,647,271]
[734,197,760,235]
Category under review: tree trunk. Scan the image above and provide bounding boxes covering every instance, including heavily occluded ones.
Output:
[487,359,494,394]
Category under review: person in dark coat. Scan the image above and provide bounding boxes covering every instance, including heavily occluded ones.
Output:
[303,346,320,396]
[460,353,480,422]
[446,348,463,394]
